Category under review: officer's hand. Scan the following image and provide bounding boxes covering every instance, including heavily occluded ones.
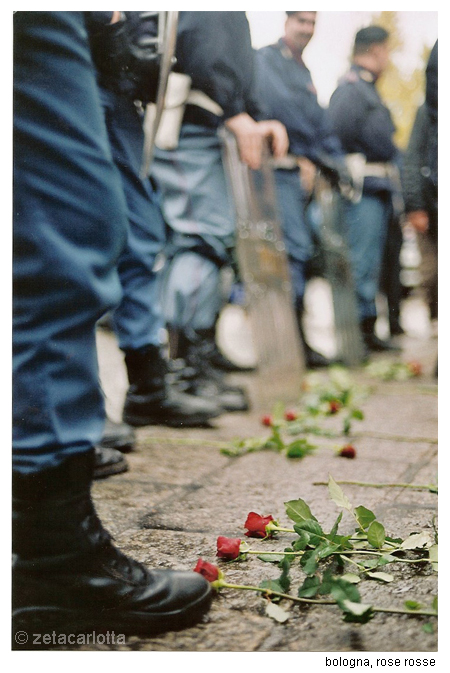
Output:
[257,120,289,159]
[407,210,429,234]
[225,113,263,170]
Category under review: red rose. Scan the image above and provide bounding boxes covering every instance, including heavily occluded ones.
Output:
[216,536,241,560]
[284,410,298,422]
[193,559,220,582]
[261,414,273,427]
[328,400,341,414]
[407,360,422,376]
[244,511,275,538]
[339,444,356,459]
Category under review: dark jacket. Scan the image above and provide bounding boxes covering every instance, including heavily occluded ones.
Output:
[174,11,261,128]
[403,104,437,220]
[254,39,343,164]
[328,64,399,194]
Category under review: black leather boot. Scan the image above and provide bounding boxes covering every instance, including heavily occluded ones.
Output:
[12,452,211,647]
[360,316,401,352]
[123,344,222,427]
[100,418,136,453]
[295,309,332,369]
[93,445,128,479]
[173,329,250,412]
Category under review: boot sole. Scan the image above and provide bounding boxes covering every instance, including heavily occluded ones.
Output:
[93,460,129,480]
[123,411,222,428]
[12,586,212,649]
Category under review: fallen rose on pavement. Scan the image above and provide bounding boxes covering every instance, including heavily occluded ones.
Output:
[216,536,241,560]
[194,559,221,582]
[284,410,298,422]
[339,444,356,459]
[261,414,273,427]
[244,512,276,538]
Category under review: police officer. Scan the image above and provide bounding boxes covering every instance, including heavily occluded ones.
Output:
[13,11,211,642]
[254,11,349,368]
[328,26,401,352]
[151,11,288,403]
[86,12,223,428]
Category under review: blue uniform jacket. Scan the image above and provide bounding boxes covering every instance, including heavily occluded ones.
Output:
[328,64,399,194]
[254,39,343,165]
[175,11,261,128]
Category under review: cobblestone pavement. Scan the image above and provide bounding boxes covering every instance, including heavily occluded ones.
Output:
[55,291,439,653]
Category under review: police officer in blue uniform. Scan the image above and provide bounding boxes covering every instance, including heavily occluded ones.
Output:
[254,11,348,367]
[152,11,288,400]
[86,12,222,429]
[13,11,211,642]
[328,26,401,352]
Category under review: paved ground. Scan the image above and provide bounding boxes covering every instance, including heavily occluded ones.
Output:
[61,289,439,653]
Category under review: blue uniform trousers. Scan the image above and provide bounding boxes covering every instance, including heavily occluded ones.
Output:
[100,89,167,350]
[152,124,235,331]
[343,194,392,321]
[13,12,128,473]
[273,168,314,310]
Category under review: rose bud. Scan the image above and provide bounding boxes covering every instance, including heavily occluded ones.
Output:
[216,536,241,560]
[193,559,220,582]
[261,414,273,427]
[407,360,422,376]
[328,400,341,415]
[284,410,298,422]
[339,444,356,459]
[244,511,275,538]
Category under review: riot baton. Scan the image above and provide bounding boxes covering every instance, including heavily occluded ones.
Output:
[140,11,179,179]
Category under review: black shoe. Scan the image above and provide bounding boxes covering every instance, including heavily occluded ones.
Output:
[94,445,128,479]
[389,321,405,336]
[174,331,251,412]
[208,345,256,373]
[363,333,401,352]
[100,418,136,453]
[303,344,333,369]
[360,317,401,353]
[123,345,223,427]
[12,453,212,647]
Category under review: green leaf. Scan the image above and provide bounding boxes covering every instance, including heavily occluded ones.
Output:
[257,554,286,564]
[300,549,319,575]
[351,408,364,420]
[292,531,310,550]
[400,532,432,550]
[341,600,374,623]
[278,557,291,592]
[423,623,434,634]
[343,417,351,435]
[328,475,352,511]
[316,542,341,559]
[404,600,422,610]
[285,498,318,523]
[285,439,316,458]
[367,520,386,549]
[429,544,438,571]
[265,601,290,623]
[354,505,376,530]
[298,575,321,598]
[340,573,361,584]
[329,511,343,538]
[367,571,394,583]
[330,577,361,607]
[259,579,285,600]
[293,519,324,546]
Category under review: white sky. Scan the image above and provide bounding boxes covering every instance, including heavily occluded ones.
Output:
[247,11,438,105]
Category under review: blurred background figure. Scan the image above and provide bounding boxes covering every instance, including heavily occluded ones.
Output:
[402,41,438,341]
[152,11,288,409]
[328,26,402,354]
[254,11,351,368]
